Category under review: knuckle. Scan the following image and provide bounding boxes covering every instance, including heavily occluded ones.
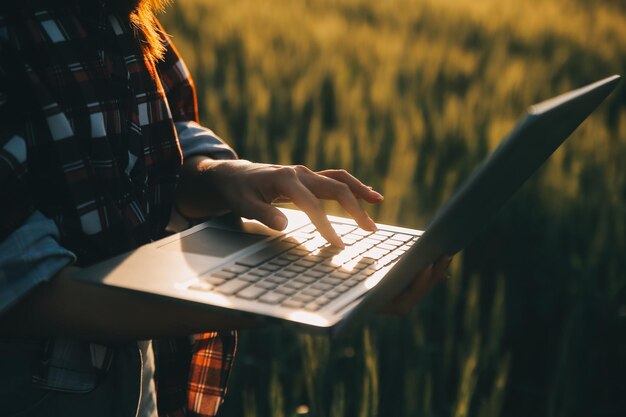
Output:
[278,166,297,178]
[292,164,310,173]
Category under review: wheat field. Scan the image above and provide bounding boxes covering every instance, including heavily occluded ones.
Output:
[160,1,626,416]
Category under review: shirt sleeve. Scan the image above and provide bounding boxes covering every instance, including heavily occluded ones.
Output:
[0,23,33,241]
[155,21,237,161]
[0,19,76,315]
[0,211,77,315]
[175,121,238,160]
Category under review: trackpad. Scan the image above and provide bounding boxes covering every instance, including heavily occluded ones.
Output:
[158,227,268,257]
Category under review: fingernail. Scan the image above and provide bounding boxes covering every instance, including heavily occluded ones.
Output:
[371,191,384,201]
[274,216,288,230]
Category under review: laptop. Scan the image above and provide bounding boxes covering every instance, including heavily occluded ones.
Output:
[75,75,621,338]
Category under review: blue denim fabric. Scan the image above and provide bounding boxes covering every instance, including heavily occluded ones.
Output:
[0,211,76,315]
[0,339,143,417]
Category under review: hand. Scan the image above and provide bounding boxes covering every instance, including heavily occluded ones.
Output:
[179,159,384,246]
[378,255,453,315]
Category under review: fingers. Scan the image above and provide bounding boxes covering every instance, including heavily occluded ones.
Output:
[274,170,344,247]
[433,255,453,282]
[379,255,454,315]
[317,169,384,204]
[298,172,377,231]
[239,200,289,231]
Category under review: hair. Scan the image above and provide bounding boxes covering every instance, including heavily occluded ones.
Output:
[126,0,171,63]
[4,0,172,64]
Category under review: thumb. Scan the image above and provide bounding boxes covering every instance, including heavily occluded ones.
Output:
[242,202,289,231]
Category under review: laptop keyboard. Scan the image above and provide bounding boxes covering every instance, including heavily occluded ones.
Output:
[188,224,418,312]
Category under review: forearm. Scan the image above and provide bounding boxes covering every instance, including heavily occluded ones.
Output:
[0,266,262,342]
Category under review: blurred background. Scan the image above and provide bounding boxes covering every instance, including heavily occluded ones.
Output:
[160,0,626,416]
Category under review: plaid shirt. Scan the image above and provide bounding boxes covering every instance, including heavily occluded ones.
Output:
[0,1,236,416]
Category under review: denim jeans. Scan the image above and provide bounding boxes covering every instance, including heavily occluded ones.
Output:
[0,338,151,417]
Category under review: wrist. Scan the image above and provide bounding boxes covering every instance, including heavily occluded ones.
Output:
[175,157,232,219]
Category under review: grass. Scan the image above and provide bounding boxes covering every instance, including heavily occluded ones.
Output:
[160,0,626,415]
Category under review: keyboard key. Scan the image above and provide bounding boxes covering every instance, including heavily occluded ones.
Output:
[376,230,394,237]
[333,224,356,235]
[362,248,389,260]
[378,243,398,251]
[317,296,332,306]
[295,260,316,268]
[292,294,315,303]
[215,279,250,295]
[236,286,267,300]
[285,281,307,290]
[256,281,278,290]
[209,271,237,280]
[352,229,372,237]
[330,271,352,280]
[236,241,297,267]
[326,291,342,299]
[281,236,306,245]
[291,248,311,257]
[276,286,298,295]
[303,270,325,279]
[312,265,334,274]
[301,288,324,297]
[343,233,363,243]
[362,238,381,246]
[343,238,357,245]
[224,265,250,274]
[276,270,298,279]
[306,255,325,263]
[294,275,317,284]
[290,231,315,240]
[279,254,300,262]
[302,237,327,251]
[202,276,226,286]
[258,293,288,304]
[282,300,305,309]
[189,281,213,292]
[368,234,386,242]
[317,247,343,257]
[311,282,333,291]
[249,269,272,277]
[393,234,413,242]
[286,265,307,273]
[300,225,317,233]
[304,303,321,311]
[360,267,377,276]
[384,240,403,248]
[269,258,291,267]
[320,277,342,286]
[266,276,289,284]
[239,274,263,283]
[259,264,281,272]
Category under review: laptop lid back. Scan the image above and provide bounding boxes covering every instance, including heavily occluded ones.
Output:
[333,75,621,337]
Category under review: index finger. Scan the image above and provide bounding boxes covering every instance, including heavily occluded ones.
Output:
[276,179,344,248]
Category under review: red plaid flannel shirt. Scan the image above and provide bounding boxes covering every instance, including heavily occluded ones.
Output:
[0,1,236,416]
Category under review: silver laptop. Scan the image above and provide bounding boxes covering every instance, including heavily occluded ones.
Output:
[75,75,621,338]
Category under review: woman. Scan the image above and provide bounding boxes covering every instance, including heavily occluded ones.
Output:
[0,1,452,416]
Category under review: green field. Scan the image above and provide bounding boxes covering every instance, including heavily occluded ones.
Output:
[160,1,626,416]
